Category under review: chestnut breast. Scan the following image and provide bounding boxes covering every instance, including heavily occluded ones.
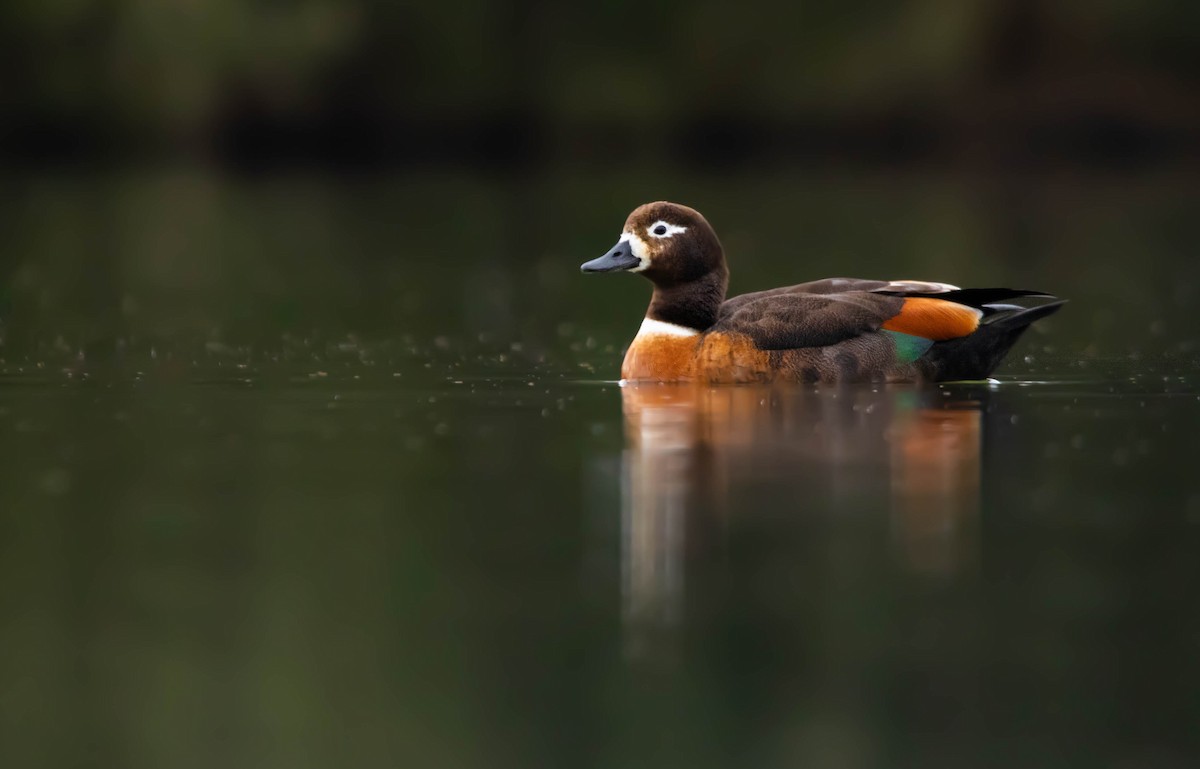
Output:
[620,318,700,382]
[621,319,777,384]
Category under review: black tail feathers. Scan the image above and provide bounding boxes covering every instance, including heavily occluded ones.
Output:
[926,292,1065,381]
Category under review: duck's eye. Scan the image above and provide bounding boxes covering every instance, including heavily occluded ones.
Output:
[647,220,686,239]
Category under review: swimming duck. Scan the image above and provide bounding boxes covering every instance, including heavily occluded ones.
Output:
[581,201,1064,384]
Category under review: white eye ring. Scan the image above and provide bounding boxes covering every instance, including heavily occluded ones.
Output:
[647,220,687,239]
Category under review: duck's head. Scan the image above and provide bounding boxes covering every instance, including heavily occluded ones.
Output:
[581,201,727,287]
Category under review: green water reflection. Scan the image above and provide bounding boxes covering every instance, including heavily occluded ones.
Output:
[1,373,1197,767]
[1,173,1198,767]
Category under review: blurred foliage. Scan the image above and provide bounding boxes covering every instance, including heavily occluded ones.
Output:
[0,0,1196,162]
[2,0,354,131]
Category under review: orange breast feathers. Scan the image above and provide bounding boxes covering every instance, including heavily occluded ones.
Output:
[881,297,983,341]
[621,334,700,381]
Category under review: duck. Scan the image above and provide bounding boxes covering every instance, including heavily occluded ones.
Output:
[581,201,1064,384]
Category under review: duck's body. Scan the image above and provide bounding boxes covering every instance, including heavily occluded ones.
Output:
[583,203,1063,384]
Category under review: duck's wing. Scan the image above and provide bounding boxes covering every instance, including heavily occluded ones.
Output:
[714,289,987,352]
[714,291,903,350]
[718,278,885,318]
[716,278,964,319]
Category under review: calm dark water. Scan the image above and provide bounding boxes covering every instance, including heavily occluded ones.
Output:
[1,173,1199,768]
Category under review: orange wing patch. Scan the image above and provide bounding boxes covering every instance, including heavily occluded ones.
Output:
[881,297,982,341]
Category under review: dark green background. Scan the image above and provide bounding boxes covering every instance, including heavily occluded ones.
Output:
[2,2,1199,767]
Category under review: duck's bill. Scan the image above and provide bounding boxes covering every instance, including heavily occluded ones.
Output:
[581,241,640,273]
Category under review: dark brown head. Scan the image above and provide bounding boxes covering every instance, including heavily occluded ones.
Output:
[581,202,728,288]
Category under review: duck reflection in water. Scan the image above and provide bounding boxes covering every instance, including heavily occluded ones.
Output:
[620,384,983,641]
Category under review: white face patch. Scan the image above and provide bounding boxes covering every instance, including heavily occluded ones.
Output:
[619,231,652,272]
[646,220,687,239]
[634,317,699,338]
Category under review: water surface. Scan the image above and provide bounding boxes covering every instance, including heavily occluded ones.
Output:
[1,173,1198,767]
[2,365,1197,768]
